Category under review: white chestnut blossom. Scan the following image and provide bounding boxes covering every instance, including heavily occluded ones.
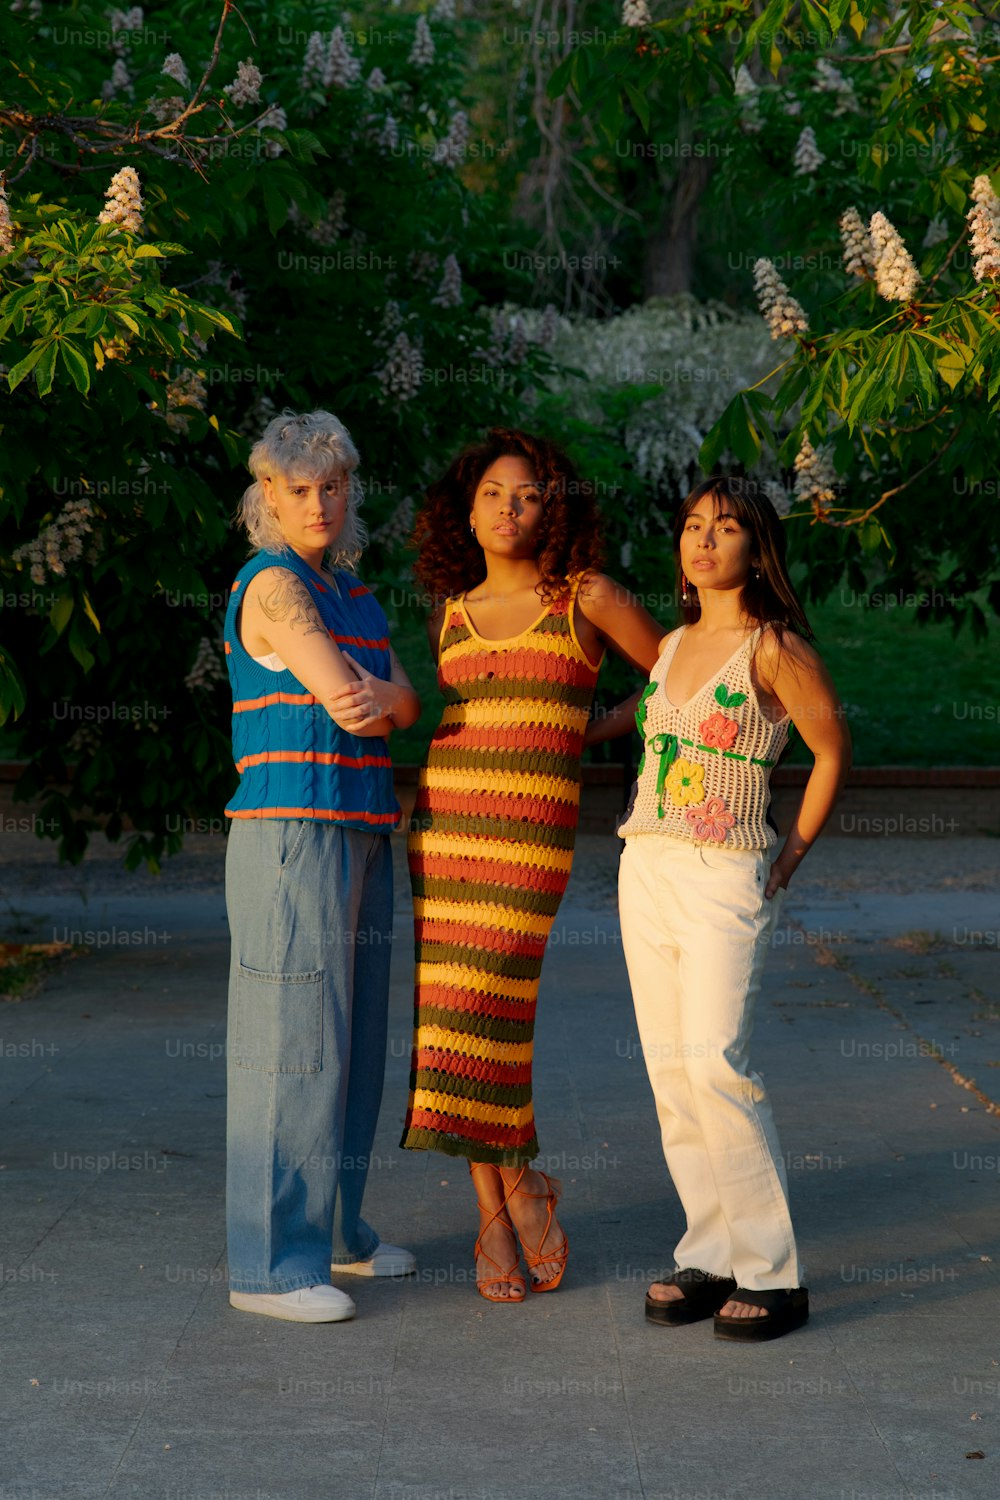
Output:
[409,15,435,67]
[224,60,263,107]
[185,636,226,691]
[431,0,456,18]
[371,495,415,547]
[366,67,387,92]
[922,215,950,250]
[793,126,825,176]
[761,478,792,518]
[373,112,400,154]
[258,104,287,157]
[753,258,809,339]
[432,253,462,308]
[622,0,652,24]
[734,66,762,134]
[839,207,875,277]
[293,190,347,247]
[13,498,95,586]
[148,94,185,125]
[812,58,858,115]
[793,435,837,512]
[0,182,15,255]
[164,369,207,433]
[108,6,143,55]
[161,53,189,89]
[433,109,469,167]
[301,31,327,90]
[967,174,1000,283]
[101,58,134,100]
[538,303,560,347]
[325,26,362,87]
[869,211,921,302]
[377,331,424,402]
[97,166,143,233]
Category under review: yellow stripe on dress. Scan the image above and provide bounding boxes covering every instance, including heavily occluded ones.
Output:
[410,834,576,873]
[415,963,541,1003]
[412,1089,535,1130]
[413,897,555,939]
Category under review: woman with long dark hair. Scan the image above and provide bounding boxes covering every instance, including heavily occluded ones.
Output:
[608,474,851,1341]
[400,427,664,1301]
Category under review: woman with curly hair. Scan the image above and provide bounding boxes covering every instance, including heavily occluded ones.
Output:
[400,426,664,1301]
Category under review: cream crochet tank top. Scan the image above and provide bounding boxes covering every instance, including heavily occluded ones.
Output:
[617,626,791,850]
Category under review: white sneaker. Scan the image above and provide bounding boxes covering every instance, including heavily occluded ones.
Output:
[229,1285,356,1322]
[334,1243,417,1278]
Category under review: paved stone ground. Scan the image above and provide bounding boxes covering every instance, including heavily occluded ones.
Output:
[1,832,999,1500]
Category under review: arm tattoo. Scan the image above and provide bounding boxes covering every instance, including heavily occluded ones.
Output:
[257,574,328,638]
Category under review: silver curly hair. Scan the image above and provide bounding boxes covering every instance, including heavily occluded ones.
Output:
[238,409,368,569]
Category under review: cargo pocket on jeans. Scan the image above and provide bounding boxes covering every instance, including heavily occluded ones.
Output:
[231,964,323,1073]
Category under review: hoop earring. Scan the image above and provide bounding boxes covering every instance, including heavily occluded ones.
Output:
[470,523,476,535]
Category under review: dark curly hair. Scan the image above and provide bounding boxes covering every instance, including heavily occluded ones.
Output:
[410,427,606,603]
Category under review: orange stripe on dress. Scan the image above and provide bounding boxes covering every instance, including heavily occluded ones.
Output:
[428,723,576,755]
[231,580,242,591]
[414,918,547,960]
[232,691,317,713]
[416,986,536,1021]
[234,749,392,774]
[407,1108,534,1147]
[224,641,232,654]
[408,853,571,894]
[412,787,578,828]
[415,1049,533,1086]
[349,585,370,597]
[226,807,398,823]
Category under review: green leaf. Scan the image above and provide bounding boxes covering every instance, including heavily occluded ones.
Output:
[725,691,747,708]
[59,339,91,395]
[936,348,965,392]
[80,591,101,633]
[624,82,650,133]
[727,394,762,467]
[262,176,290,234]
[859,517,881,555]
[714,683,728,707]
[33,338,58,397]
[132,245,166,258]
[546,54,576,99]
[6,342,46,391]
[49,593,74,638]
[0,646,27,725]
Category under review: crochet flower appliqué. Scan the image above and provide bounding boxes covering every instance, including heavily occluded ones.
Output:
[699,711,739,750]
[666,758,705,808]
[685,796,735,843]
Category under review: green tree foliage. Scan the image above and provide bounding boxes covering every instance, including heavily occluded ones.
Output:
[0,0,551,864]
[547,1,1000,632]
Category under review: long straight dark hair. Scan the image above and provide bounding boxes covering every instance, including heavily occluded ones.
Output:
[674,475,814,646]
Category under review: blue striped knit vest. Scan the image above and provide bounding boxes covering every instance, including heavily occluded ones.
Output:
[223,548,400,830]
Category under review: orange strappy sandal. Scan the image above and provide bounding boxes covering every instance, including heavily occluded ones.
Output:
[469,1163,526,1303]
[509,1167,569,1293]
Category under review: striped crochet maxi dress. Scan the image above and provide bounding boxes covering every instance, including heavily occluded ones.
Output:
[401,580,603,1166]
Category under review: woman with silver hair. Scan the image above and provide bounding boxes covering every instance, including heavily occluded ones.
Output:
[223,410,420,1323]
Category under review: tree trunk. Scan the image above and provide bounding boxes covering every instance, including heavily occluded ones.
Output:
[642,152,714,297]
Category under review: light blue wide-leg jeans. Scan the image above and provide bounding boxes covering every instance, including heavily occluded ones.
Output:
[225,820,393,1294]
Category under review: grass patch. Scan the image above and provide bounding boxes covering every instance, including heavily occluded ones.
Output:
[0,942,77,1002]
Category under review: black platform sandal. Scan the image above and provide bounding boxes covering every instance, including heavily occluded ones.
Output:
[713,1286,809,1342]
[644,1268,737,1326]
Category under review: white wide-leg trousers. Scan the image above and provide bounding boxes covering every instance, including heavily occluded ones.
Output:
[619,835,803,1291]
